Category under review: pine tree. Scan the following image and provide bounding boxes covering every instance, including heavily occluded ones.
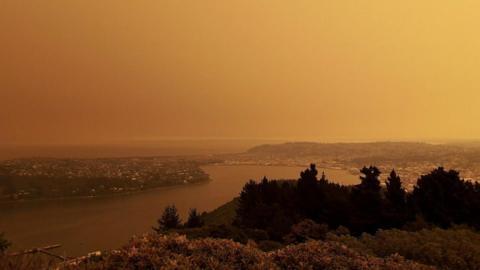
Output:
[297,164,322,221]
[234,180,260,228]
[350,166,383,234]
[153,205,181,232]
[186,208,203,228]
[385,169,406,209]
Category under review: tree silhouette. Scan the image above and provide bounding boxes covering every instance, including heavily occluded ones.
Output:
[412,167,476,228]
[297,164,322,220]
[234,164,480,239]
[385,169,406,209]
[359,166,381,192]
[350,166,383,234]
[186,208,204,228]
[154,205,181,232]
[235,180,260,228]
[383,169,409,228]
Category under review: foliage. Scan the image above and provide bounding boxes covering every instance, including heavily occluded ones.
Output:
[185,208,203,228]
[235,164,480,239]
[175,224,272,245]
[385,169,406,209]
[283,219,329,244]
[62,234,275,270]
[411,167,480,228]
[328,227,480,270]
[59,234,433,270]
[153,205,181,232]
[349,166,384,234]
[271,240,435,270]
[257,240,283,252]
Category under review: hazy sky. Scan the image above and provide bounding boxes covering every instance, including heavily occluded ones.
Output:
[1,1,480,144]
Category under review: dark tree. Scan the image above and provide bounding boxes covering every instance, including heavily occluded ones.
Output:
[385,169,406,209]
[383,169,410,228]
[319,171,328,184]
[186,208,204,228]
[153,205,181,232]
[350,166,384,234]
[359,166,381,192]
[297,164,322,220]
[233,164,480,239]
[235,180,260,228]
[412,167,478,228]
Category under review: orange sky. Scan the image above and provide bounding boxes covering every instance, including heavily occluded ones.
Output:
[1,1,480,144]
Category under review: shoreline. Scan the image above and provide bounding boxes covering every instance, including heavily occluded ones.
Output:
[0,178,212,205]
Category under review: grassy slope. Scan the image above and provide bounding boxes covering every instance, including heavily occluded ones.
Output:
[201,197,238,226]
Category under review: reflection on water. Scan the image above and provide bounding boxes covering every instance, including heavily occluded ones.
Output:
[0,165,358,256]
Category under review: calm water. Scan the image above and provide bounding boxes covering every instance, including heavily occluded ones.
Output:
[0,165,358,256]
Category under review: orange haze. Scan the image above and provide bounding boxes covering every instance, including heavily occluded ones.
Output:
[1,1,480,144]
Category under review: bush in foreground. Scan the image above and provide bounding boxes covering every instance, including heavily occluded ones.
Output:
[272,241,435,270]
[60,234,434,270]
[0,254,57,270]
[328,226,480,270]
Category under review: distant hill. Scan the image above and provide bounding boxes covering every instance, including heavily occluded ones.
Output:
[241,141,480,167]
[247,141,459,160]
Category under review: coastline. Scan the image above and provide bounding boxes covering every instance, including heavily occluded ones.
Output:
[0,177,212,205]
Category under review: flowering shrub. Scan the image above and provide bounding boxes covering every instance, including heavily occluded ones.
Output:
[283,219,329,244]
[63,234,275,270]
[61,234,433,270]
[271,241,435,270]
[1,233,438,269]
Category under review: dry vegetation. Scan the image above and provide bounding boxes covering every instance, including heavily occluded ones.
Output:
[1,234,435,270]
[327,227,480,270]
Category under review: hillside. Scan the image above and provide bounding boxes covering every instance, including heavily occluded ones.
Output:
[201,198,238,226]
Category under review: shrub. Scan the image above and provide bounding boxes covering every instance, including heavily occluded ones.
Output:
[175,224,250,244]
[257,240,283,252]
[271,240,435,270]
[329,227,480,270]
[64,234,275,269]
[283,219,329,244]
[64,234,433,270]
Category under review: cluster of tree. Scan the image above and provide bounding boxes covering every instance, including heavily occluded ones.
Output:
[234,164,480,238]
[153,205,204,232]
